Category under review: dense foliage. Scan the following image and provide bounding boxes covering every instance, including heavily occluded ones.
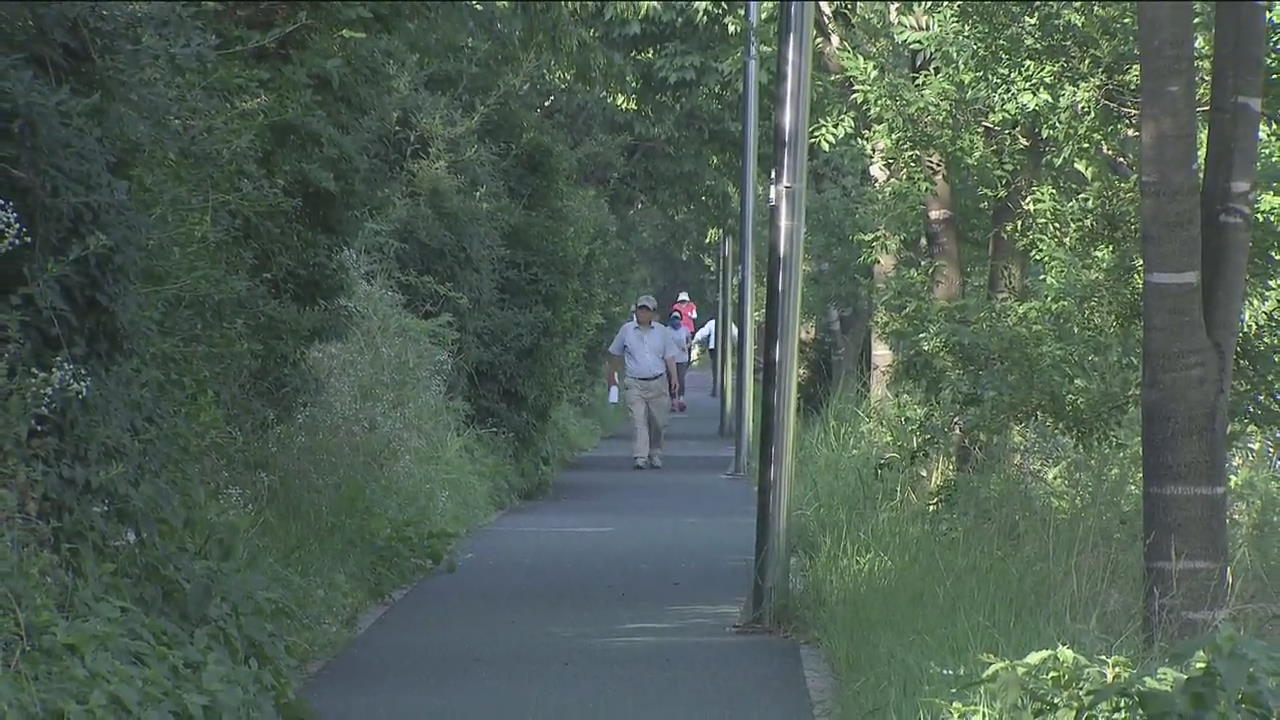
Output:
[0,1,747,714]
[792,2,1279,717]
[1,1,1276,717]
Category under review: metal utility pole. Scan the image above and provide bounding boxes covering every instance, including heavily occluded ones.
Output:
[730,0,760,477]
[717,230,734,437]
[750,0,814,629]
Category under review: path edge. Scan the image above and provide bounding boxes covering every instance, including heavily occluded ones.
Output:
[302,408,625,680]
[800,641,839,720]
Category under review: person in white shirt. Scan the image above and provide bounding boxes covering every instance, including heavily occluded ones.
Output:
[607,295,680,470]
[692,317,738,397]
[666,310,692,412]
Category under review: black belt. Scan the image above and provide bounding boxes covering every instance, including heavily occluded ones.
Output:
[630,373,666,382]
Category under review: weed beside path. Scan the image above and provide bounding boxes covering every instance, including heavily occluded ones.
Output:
[790,397,1280,718]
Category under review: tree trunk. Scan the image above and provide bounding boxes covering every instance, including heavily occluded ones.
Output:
[924,152,963,301]
[987,128,1044,300]
[1137,1,1229,642]
[844,277,873,394]
[816,1,885,402]
[1200,0,1267,478]
[911,39,963,304]
[869,250,896,399]
[824,303,846,389]
[815,1,845,75]
[826,280,872,396]
[816,1,867,400]
[913,41,966,466]
[907,27,963,302]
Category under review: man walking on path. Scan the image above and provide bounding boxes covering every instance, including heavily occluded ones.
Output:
[607,295,680,470]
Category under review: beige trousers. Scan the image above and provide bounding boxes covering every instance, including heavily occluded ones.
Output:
[625,376,670,459]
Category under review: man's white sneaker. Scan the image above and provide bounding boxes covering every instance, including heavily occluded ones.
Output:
[648,456,663,469]
[634,457,649,470]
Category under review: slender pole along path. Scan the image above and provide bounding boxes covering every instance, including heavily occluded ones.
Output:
[304,368,813,719]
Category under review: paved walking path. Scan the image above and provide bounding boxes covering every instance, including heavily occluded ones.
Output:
[303,369,813,719]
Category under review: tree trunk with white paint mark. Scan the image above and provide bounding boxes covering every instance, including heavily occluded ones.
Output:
[924,152,963,302]
[815,1,885,401]
[1138,0,1223,643]
[933,152,971,469]
[867,3,909,402]
[912,41,966,468]
[1200,0,1268,501]
[869,250,896,400]
[867,136,896,400]
[1137,1,1266,642]
[911,42,963,304]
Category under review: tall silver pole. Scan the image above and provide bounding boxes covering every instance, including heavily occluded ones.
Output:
[717,230,734,436]
[730,0,759,477]
[750,0,814,629]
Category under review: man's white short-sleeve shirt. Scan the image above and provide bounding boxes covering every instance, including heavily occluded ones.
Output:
[693,318,737,350]
[609,321,678,379]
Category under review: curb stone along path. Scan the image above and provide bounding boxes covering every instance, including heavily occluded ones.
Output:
[800,644,837,720]
[303,370,814,719]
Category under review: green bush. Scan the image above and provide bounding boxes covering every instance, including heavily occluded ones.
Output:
[238,260,519,663]
[943,628,1279,718]
[3,262,496,715]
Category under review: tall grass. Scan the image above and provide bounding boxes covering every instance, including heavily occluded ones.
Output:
[789,393,1279,718]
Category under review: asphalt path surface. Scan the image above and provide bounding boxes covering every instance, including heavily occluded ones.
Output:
[304,369,812,719]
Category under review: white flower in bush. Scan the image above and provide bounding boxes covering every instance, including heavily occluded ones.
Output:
[219,484,253,513]
[29,355,92,422]
[1,197,30,252]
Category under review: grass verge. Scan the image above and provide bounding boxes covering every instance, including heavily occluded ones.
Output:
[789,394,1279,718]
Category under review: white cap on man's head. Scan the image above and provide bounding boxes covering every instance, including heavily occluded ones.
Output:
[677,291,691,302]
[635,295,658,311]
